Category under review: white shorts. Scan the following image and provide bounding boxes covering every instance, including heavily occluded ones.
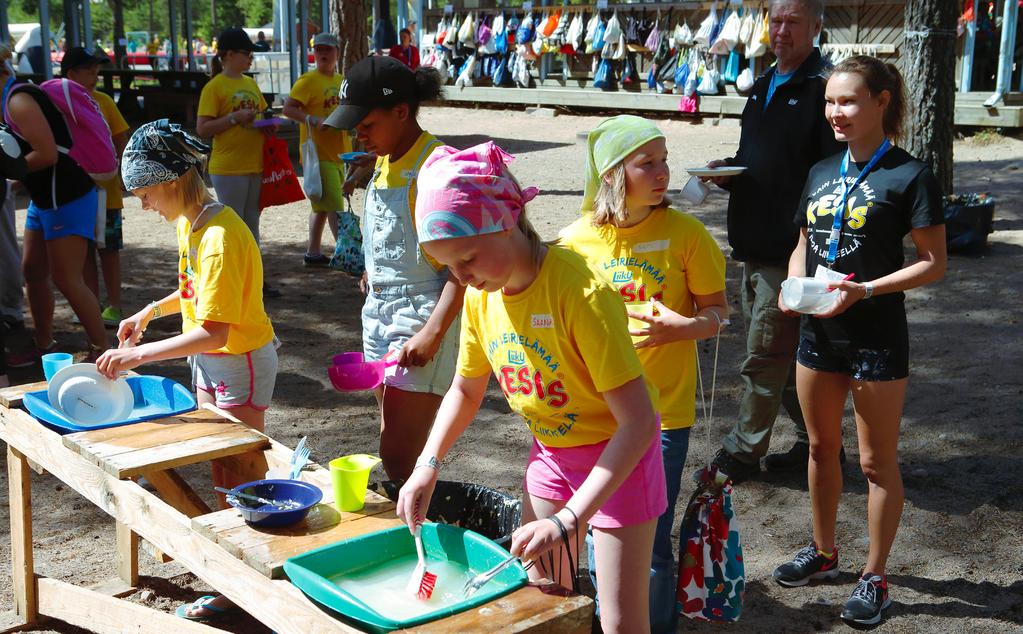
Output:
[189,340,279,410]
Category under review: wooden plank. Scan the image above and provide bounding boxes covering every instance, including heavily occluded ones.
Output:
[64,420,233,461]
[144,468,213,517]
[115,522,140,586]
[36,577,220,634]
[91,427,269,478]
[409,584,593,633]
[0,381,47,409]
[7,446,37,625]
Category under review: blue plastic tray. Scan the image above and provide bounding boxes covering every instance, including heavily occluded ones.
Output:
[23,375,197,434]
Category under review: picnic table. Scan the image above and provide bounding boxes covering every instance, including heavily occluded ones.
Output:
[0,380,592,633]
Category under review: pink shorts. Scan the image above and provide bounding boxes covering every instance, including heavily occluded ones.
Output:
[524,434,667,529]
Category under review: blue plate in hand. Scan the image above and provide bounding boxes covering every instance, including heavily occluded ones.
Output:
[339,151,371,163]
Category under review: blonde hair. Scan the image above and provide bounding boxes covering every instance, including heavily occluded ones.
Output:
[517,207,545,266]
[592,163,628,227]
[176,166,215,211]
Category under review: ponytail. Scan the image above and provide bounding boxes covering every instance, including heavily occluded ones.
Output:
[832,55,906,142]
[210,53,224,78]
[407,66,443,118]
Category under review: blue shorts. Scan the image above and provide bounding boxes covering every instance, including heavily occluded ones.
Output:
[797,337,908,381]
[362,281,459,396]
[25,189,98,242]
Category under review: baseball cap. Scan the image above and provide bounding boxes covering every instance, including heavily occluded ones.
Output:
[313,33,339,48]
[218,28,255,52]
[60,46,110,75]
[323,56,416,130]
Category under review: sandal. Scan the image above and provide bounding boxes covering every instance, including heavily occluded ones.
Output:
[175,595,236,621]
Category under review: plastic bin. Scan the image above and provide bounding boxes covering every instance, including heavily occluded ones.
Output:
[369,480,521,548]
[945,194,995,254]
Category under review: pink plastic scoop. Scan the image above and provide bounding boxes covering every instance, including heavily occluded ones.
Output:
[328,351,399,391]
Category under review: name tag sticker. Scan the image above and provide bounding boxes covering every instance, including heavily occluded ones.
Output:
[633,239,669,253]
[531,314,554,329]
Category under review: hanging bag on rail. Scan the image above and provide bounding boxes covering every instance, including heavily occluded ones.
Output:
[694,4,719,47]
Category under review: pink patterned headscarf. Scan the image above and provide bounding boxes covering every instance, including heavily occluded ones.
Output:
[415,141,540,243]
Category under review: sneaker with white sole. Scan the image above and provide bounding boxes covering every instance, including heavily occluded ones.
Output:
[841,572,891,625]
[773,542,840,587]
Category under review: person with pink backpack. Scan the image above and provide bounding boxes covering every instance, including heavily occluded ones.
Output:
[0,46,111,365]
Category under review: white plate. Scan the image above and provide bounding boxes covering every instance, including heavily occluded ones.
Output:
[47,363,134,427]
[685,166,747,177]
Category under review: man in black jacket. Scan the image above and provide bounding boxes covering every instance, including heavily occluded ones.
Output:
[704,0,844,483]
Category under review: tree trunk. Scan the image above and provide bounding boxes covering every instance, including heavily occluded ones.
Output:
[110,0,128,68]
[903,0,958,196]
[331,0,369,75]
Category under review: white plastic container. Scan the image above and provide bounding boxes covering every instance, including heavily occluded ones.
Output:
[781,277,838,314]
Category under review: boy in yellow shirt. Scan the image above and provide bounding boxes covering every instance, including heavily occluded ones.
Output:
[61,47,131,325]
[282,33,352,266]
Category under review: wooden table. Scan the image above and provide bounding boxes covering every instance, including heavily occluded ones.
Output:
[0,382,592,633]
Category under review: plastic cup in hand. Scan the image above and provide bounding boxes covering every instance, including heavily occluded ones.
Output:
[41,353,73,381]
[678,175,710,205]
[781,277,835,314]
[329,454,382,512]
[626,301,655,343]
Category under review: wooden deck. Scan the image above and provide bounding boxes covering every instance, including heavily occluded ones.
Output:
[439,84,1023,128]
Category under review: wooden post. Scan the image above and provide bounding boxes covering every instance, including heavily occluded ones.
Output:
[8,445,38,625]
[116,522,140,586]
[960,0,978,92]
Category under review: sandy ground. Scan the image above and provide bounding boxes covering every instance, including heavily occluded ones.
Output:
[1,107,1021,633]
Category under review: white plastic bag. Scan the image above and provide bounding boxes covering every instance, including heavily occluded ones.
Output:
[745,10,769,58]
[711,9,740,54]
[458,12,476,45]
[736,67,755,92]
[301,120,322,202]
[739,11,756,48]
[675,21,694,47]
[698,65,721,95]
[694,5,718,47]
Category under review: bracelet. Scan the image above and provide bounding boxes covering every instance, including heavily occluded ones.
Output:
[548,513,569,540]
[228,113,237,125]
[862,282,874,299]
[414,455,440,472]
[147,301,162,318]
[559,505,579,532]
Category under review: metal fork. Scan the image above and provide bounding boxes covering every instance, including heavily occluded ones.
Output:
[288,437,310,480]
[462,555,521,597]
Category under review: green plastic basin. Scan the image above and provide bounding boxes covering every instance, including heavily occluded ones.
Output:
[284,523,528,632]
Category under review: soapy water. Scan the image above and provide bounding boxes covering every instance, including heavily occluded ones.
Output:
[331,554,475,620]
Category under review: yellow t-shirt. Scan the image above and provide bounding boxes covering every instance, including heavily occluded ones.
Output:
[372,131,445,269]
[559,208,726,430]
[91,90,129,209]
[458,246,659,448]
[289,69,351,163]
[197,74,267,175]
[176,203,275,354]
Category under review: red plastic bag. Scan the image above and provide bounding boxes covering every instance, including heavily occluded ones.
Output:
[259,135,304,209]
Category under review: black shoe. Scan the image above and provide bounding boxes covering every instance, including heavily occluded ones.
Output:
[841,572,891,625]
[710,449,760,484]
[765,442,847,473]
[773,542,840,587]
[303,253,330,268]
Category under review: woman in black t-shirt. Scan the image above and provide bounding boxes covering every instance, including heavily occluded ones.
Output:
[1,50,109,366]
[772,57,946,626]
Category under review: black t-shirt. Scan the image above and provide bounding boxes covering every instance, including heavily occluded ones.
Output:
[795,146,944,348]
[7,84,95,209]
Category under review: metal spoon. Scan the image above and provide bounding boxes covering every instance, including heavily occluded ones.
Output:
[214,486,301,510]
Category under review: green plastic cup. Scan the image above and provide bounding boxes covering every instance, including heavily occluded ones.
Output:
[329,454,382,512]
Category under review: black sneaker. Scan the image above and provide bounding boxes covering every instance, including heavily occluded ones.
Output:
[303,253,330,268]
[841,572,891,625]
[773,542,840,587]
[765,442,847,473]
[710,449,760,484]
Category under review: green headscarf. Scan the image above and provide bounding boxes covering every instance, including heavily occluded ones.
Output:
[581,115,666,212]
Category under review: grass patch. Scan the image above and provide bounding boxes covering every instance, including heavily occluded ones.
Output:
[969,128,1005,146]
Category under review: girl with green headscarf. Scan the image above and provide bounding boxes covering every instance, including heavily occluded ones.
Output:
[559,114,730,631]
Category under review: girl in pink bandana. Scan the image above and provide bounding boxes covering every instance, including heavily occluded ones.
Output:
[398,142,666,633]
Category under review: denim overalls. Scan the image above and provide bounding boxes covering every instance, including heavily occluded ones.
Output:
[360,137,459,395]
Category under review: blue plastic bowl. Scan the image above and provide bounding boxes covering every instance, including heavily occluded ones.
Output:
[227,479,323,528]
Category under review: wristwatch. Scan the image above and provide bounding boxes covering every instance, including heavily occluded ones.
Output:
[414,455,440,472]
[228,113,237,125]
[862,282,874,299]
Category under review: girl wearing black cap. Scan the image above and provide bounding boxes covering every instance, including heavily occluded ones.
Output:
[0,45,110,367]
[324,57,464,482]
[196,28,277,295]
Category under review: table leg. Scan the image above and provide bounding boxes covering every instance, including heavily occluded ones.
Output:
[145,468,213,518]
[116,521,139,586]
[7,445,38,625]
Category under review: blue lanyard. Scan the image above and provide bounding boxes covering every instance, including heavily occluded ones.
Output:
[1,76,15,114]
[826,139,891,266]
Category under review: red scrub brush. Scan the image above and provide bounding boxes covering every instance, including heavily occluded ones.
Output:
[405,503,438,600]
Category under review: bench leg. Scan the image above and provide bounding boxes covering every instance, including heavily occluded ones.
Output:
[8,445,38,625]
[116,522,139,586]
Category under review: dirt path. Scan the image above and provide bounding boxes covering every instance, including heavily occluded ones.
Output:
[2,107,1021,633]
